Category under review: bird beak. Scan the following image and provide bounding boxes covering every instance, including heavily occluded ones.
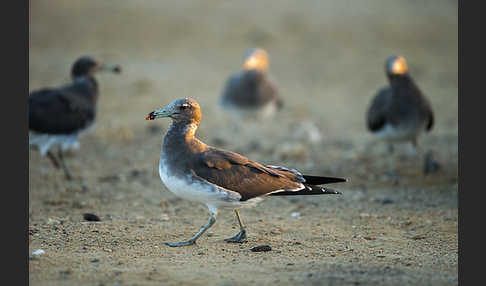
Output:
[98,63,122,74]
[146,106,172,120]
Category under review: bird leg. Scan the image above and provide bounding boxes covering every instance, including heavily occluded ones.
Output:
[57,147,73,181]
[386,143,399,179]
[46,151,60,169]
[165,211,216,247]
[225,210,247,243]
[404,139,419,158]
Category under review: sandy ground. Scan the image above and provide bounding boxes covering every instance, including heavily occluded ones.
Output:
[29,1,458,285]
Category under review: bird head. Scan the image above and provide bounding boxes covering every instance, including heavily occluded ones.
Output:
[71,56,122,79]
[242,48,269,72]
[386,55,408,77]
[146,98,202,125]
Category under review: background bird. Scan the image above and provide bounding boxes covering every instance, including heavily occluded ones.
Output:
[220,48,283,127]
[366,55,434,175]
[146,98,346,247]
[29,56,121,180]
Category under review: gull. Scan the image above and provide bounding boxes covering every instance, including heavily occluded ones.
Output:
[146,98,346,247]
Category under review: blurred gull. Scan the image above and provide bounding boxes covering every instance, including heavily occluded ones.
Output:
[366,55,434,175]
[220,48,283,126]
[29,56,121,180]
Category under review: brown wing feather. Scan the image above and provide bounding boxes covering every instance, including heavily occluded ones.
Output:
[192,148,304,201]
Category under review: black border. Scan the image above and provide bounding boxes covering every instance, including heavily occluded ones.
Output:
[4,0,29,285]
[458,1,480,285]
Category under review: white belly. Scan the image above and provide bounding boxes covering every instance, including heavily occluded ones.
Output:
[158,158,262,210]
[29,132,80,155]
[375,123,425,142]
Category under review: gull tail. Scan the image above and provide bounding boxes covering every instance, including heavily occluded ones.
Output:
[270,185,342,196]
[302,175,347,185]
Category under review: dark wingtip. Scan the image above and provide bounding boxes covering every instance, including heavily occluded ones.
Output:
[303,175,348,185]
[323,188,342,195]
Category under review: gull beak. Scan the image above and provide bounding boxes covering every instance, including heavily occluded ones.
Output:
[98,63,122,74]
[146,106,171,120]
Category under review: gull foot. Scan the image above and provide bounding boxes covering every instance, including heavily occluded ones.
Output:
[224,229,247,243]
[165,240,196,247]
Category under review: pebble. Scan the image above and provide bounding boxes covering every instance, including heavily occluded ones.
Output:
[83,213,101,222]
[32,249,45,256]
[91,258,100,263]
[251,245,272,252]
[290,212,300,217]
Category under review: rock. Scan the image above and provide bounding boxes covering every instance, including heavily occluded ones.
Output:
[83,213,101,222]
[250,245,272,252]
[30,249,45,259]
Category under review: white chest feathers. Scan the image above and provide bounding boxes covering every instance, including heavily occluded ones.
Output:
[158,158,245,208]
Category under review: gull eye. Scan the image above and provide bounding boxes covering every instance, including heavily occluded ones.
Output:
[179,104,190,110]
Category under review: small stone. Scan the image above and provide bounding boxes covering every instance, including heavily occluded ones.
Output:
[83,213,101,222]
[290,212,300,217]
[250,245,272,252]
[32,249,45,256]
[90,258,100,263]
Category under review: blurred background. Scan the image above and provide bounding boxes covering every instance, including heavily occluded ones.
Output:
[29,1,458,285]
[29,0,457,138]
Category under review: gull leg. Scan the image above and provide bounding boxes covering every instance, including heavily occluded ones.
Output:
[386,143,399,179]
[166,211,216,247]
[408,140,418,157]
[46,151,60,169]
[225,209,247,243]
[57,147,73,181]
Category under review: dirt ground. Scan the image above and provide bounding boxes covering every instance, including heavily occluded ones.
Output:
[29,1,458,285]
